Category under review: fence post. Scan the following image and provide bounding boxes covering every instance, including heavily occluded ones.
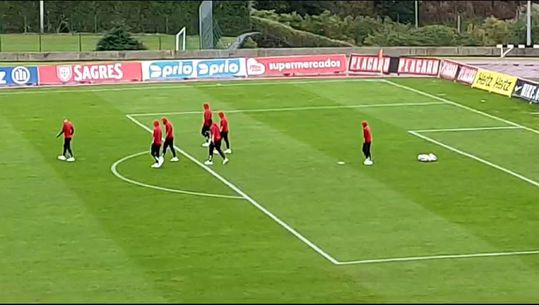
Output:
[0,35,2,52]
[158,35,162,50]
[78,33,82,51]
[38,33,42,52]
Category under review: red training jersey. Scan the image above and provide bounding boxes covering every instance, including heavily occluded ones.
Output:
[153,125,162,145]
[165,121,174,139]
[363,126,372,143]
[220,117,229,133]
[204,109,212,126]
[211,123,221,141]
[63,121,74,139]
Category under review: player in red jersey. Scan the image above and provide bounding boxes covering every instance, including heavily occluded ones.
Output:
[204,122,229,165]
[218,111,232,154]
[201,103,212,147]
[362,120,373,166]
[56,118,75,162]
[151,120,164,168]
[161,117,179,162]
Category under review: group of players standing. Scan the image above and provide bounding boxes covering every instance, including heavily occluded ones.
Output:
[56,104,374,167]
[150,102,231,168]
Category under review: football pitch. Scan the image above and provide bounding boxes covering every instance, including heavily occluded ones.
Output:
[1,78,539,303]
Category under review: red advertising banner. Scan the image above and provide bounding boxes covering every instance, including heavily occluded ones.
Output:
[39,62,142,85]
[246,54,347,77]
[439,60,459,80]
[456,65,478,85]
[398,57,440,76]
[348,54,390,74]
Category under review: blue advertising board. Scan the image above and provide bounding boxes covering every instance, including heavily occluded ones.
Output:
[142,58,246,81]
[0,66,39,87]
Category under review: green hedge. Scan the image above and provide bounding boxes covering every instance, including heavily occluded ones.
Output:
[252,8,539,47]
[250,16,354,48]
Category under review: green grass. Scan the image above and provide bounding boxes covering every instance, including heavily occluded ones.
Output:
[1,78,539,303]
[0,33,236,52]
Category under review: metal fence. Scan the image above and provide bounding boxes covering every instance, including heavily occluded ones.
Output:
[0,33,235,52]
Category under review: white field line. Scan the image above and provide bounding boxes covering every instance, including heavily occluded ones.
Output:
[409,131,539,187]
[110,151,244,200]
[412,126,523,133]
[0,78,380,96]
[384,80,539,136]
[129,102,445,117]
[531,112,539,115]
[125,114,340,265]
[337,249,539,265]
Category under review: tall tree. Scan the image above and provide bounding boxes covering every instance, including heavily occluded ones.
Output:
[374,0,415,23]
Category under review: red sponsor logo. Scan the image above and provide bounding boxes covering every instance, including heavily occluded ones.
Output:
[439,60,459,80]
[456,65,477,85]
[246,54,347,77]
[348,54,390,73]
[398,58,440,76]
[39,62,142,85]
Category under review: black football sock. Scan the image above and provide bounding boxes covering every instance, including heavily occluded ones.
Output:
[67,146,74,158]
[218,148,226,159]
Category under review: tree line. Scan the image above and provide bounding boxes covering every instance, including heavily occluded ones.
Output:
[251,8,539,47]
[253,1,534,26]
[1,1,534,36]
[1,0,537,48]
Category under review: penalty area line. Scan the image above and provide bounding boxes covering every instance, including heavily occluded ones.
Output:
[125,114,340,265]
[411,126,523,133]
[336,249,539,265]
[409,130,539,187]
[384,80,539,136]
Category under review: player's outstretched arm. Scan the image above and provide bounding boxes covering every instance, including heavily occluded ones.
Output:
[56,129,64,138]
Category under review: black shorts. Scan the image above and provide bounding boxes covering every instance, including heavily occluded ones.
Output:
[221,131,228,138]
[362,142,371,156]
[164,138,174,147]
[201,124,211,134]
[212,139,222,149]
[64,138,72,146]
[151,143,161,156]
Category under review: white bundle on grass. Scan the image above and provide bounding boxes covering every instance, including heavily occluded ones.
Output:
[417,153,438,162]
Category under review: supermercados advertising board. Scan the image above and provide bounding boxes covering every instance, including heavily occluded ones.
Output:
[245,55,347,77]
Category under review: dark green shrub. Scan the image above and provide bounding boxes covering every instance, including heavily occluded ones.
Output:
[96,25,146,51]
[250,16,354,47]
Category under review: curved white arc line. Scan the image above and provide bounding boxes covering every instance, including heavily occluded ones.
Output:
[111,151,244,200]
